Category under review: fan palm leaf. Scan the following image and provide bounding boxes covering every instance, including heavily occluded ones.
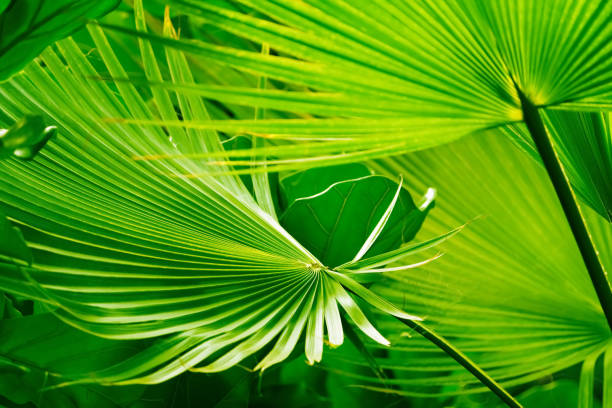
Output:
[0,1,611,406]
[0,20,448,387]
[108,1,610,187]
[321,131,611,404]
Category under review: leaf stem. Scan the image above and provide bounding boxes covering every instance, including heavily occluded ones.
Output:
[516,87,612,331]
[396,317,522,408]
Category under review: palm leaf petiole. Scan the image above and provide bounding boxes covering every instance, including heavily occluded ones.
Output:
[516,86,612,331]
[396,317,522,408]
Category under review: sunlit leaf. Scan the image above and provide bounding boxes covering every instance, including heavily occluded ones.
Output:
[499,110,612,221]
[0,4,445,387]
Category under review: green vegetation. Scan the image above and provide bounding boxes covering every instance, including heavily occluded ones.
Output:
[0,1,610,407]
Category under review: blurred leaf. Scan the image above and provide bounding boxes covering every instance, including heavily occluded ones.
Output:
[0,209,31,264]
[0,0,8,14]
[0,313,145,376]
[514,381,582,408]
[500,110,612,222]
[127,368,251,408]
[453,380,583,408]
[0,0,120,81]
[251,357,330,408]
[0,294,23,319]
[0,313,148,407]
[0,116,55,161]
[324,337,407,408]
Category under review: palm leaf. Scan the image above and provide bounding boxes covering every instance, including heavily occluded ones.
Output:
[97,1,612,235]
[499,110,612,221]
[321,130,611,401]
[99,3,609,147]
[0,18,448,387]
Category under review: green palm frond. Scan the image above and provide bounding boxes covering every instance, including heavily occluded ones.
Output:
[1,2,611,407]
[98,0,612,233]
[101,0,514,170]
[0,20,444,386]
[101,2,610,149]
[500,110,612,221]
[322,131,611,402]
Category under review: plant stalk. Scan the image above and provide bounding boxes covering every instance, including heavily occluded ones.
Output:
[516,88,612,331]
[397,318,522,408]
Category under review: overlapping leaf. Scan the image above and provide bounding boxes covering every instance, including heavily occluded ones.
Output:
[0,6,442,386]
[321,131,611,403]
[499,110,612,221]
[0,0,120,81]
[102,0,612,222]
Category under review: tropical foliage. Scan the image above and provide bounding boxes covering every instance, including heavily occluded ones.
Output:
[0,1,610,407]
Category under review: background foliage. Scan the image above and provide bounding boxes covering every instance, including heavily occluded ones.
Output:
[0,1,611,407]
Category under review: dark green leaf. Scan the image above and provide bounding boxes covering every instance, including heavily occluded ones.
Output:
[0,209,31,264]
[280,168,433,268]
[0,313,144,376]
[515,381,582,408]
[0,0,9,15]
[0,115,55,161]
[251,357,330,408]
[0,308,253,407]
[0,294,23,319]
[324,338,405,408]
[0,313,148,407]
[0,0,120,81]
[279,164,372,210]
[128,369,251,408]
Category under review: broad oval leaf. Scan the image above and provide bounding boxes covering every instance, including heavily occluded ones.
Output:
[280,167,434,268]
[279,163,372,210]
[0,0,119,81]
